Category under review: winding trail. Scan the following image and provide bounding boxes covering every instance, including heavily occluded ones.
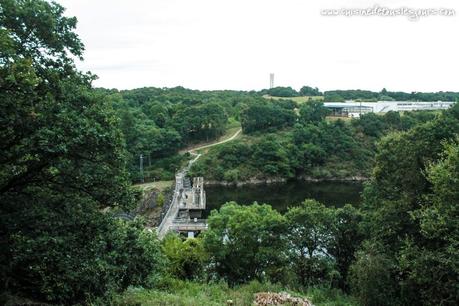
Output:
[182,128,242,154]
[185,128,241,168]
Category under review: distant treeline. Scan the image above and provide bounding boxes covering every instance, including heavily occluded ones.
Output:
[264,86,322,97]
[264,86,459,102]
[101,84,459,182]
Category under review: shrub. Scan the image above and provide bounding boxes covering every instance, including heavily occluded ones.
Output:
[349,242,399,306]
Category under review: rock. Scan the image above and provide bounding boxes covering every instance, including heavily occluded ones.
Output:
[254,291,313,306]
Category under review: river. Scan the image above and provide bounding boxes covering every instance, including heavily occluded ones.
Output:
[205,181,364,215]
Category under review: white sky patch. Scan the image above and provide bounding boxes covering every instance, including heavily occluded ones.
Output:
[58,0,458,92]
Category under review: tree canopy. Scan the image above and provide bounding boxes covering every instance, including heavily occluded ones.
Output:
[0,1,163,303]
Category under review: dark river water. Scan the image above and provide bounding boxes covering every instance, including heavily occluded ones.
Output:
[205,180,364,215]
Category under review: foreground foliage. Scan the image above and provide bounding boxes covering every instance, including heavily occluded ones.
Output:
[114,279,358,306]
[351,105,459,306]
[1,1,163,303]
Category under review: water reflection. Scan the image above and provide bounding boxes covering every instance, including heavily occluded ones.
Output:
[205,181,364,215]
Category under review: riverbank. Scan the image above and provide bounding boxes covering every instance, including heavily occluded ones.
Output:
[204,175,368,187]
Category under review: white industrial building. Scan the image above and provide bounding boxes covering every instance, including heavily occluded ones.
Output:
[324,101,456,118]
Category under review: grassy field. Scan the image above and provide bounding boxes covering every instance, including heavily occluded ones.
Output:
[134,180,174,192]
[114,280,358,306]
[263,95,324,103]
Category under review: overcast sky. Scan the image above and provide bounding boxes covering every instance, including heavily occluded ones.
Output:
[58,0,458,92]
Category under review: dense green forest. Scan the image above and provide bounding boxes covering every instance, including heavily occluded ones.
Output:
[101,87,442,183]
[96,87,258,181]
[264,86,459,102]
[98,82,459,184]
[1,1,458,305]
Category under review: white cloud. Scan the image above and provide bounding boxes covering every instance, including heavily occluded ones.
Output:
[58,0,459,92]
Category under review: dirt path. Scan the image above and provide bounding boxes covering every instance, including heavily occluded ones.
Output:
[188,128,242,153]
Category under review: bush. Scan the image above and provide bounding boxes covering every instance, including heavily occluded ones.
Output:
[161,234,207,280]
[2,196,165,304]
[223,169,240,182]
[349,242,399,306]
[203,203,287,284]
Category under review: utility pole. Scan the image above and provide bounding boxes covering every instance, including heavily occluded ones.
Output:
[139,154,144,183]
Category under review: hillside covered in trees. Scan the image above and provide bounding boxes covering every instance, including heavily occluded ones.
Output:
[1,1,458,306]
[264,86,459,102]
[97,86,258,181]
[101,86,445,183]
[190,103,437,182]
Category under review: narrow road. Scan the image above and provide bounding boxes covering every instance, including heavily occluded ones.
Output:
[188,128,242,153]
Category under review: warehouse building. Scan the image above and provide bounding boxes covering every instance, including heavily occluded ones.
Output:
[324,101,456,117]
